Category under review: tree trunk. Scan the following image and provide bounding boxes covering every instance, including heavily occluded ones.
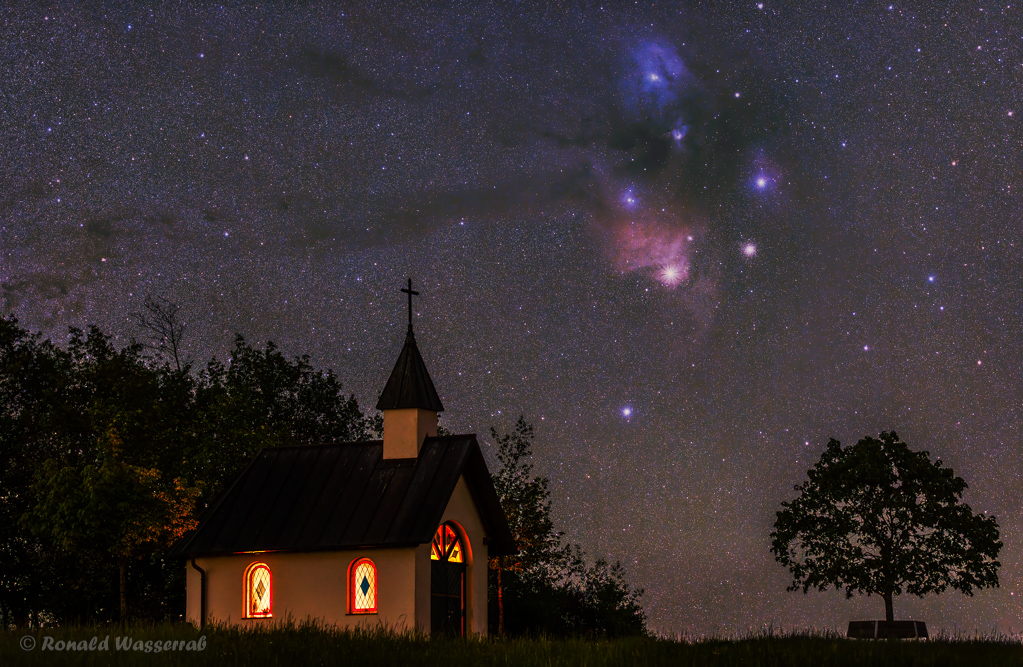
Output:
[118,559,128,621]
[497,565,504,636]
[883,591,894,622]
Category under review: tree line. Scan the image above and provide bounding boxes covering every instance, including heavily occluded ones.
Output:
[0,310,645,635]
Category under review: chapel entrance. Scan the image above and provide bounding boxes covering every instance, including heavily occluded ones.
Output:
[430,522,466,636]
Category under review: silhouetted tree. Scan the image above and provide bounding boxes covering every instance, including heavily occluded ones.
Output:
[131,294,188,371]
[488,418,571,633]
[0,317,69,626]
[194,335,373,503]
[771,432,1001,621]
[488,416,646,636]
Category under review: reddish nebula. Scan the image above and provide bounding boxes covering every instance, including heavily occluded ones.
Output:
[613,218,695,288]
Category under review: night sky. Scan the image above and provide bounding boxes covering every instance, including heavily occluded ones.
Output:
[3,2,1021,635]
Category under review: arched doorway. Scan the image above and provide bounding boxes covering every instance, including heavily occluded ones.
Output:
[430,522,466,636]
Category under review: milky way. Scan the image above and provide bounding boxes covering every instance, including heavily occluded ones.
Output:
[3,3,1022,635]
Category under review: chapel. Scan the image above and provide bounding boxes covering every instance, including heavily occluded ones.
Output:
[175,281,516,635]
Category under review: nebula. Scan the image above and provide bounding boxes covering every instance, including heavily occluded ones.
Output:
[613,217,696,288]
[621,41,696,148]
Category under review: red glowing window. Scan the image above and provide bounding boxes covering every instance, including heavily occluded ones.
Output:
[244,562,272,618]
[431,523,463,563]
[349,558,377,614]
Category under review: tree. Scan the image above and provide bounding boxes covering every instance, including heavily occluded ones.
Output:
[488,417,571,634]
[562,558,646,637]
[0,316,373,623]
[131,294,188,372]
[0,316,69,626]
[194,335,372,502]
[27,425,199,620]
[488,417,646,637]
[770,432,1001,621]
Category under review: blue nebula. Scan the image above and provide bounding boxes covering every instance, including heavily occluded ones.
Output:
[620,186,639,209]
[633,42,688,107]
[622,41,694,146]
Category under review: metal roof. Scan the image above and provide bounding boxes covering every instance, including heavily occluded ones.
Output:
[172,435,515,557]
[375,329,444,412]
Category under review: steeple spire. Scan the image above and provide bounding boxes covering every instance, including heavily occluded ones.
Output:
[378,280,443,459]
[376,279,444,412]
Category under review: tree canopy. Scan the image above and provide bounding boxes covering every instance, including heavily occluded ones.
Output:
[770,432,1001,621]
[0,316,371,624]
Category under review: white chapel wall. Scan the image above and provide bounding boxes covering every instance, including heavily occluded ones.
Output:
[186,547,417,630]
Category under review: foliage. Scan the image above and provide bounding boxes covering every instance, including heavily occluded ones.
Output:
[489,418,571,583]
[192,335,372,503]
[488,417,646,637]
[26,424,200,619]
[0,314,370,625]
[771,431,1001,621]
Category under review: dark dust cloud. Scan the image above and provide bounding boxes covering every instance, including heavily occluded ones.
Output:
[3,2,1022,634]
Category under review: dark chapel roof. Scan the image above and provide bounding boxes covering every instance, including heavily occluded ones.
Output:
[375,329,444,412]
[172,435,516,557]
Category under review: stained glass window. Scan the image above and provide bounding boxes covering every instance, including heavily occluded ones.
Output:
[350,559,377,613]
[244,563,272,618]
[430,523,464,563]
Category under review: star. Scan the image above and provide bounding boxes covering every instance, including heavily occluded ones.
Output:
[660,265,684,285]
[743,243,757,257]
[621,188,639,209]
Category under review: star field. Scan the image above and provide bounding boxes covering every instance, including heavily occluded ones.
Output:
[3,2,1022,635]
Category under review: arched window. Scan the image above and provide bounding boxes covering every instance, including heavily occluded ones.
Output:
[244,562,272,618]
[431,523,463,563]
[349,558,377,614]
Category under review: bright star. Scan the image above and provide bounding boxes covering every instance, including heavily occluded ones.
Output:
[622,407,632,418]
[660,265,683,285]
[620,188,639,209]
[756,177,767,188]
[743,243,757,257]
[928,275,935,282]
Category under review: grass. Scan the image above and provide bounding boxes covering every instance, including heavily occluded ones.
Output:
[1,623,1022,666]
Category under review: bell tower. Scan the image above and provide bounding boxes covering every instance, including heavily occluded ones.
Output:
[376,279,444,459]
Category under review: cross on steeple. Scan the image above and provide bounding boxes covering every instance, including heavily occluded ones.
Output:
[401,278,419,333]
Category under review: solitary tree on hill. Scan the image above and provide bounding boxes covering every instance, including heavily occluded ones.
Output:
[770,432,1001,622]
